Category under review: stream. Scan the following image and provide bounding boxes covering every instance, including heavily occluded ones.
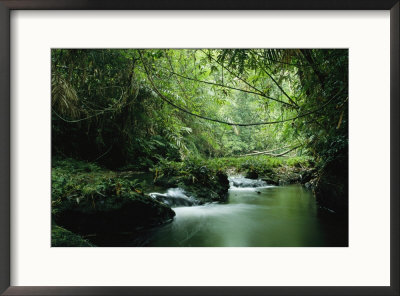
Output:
[141,176,348,247]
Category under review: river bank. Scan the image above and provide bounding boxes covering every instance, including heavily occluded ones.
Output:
[51,155,346,247]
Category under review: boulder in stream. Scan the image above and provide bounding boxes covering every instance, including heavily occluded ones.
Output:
[53,192,175,235]
[154,164,230,204]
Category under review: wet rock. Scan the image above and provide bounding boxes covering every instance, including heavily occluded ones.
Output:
[300,168,315,184]
[185,171,229,203]
[245,171,259,179]
[259,166,316,187]
[261,176,279,186]
[230,177,269,188]
[53,192,175,235]
[304,182,312,189]
[154,170,230,204]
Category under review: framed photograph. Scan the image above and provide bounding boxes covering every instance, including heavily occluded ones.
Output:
[1,1,399,295]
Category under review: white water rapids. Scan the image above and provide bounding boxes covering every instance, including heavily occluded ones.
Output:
[149,188,199,207]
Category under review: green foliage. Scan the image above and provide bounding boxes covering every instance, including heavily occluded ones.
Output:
[51,225,94,247]
[52,159,146,216]
[52,157,102,172]
[152,157,218,185]
[153,155,311,181]
[52,48,347,173]
[207,155,311,175]
[51,158,177,239]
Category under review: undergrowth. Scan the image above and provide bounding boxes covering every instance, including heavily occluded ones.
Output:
[51,225,94,247]
[153,155,313,180]
[52,158,146,216]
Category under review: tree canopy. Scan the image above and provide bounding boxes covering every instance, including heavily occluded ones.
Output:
[51,49,348,169]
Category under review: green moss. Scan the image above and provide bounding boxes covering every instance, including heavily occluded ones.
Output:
[52,159,147,215]
[154,155,312,180]
[153,158,229,203]
[51,225,94,247]
[153,155,315,191]
[52,158,175,236]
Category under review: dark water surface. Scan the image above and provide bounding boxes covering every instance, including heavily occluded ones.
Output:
[143,178,348,247]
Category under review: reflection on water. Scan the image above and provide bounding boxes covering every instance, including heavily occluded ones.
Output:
[145,182,348,247]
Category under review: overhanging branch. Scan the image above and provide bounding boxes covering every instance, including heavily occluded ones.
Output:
[139,50,343,127]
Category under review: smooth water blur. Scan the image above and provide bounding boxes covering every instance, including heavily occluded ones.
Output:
[145,178,348,247]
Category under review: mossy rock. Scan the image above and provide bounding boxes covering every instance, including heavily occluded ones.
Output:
[260,166,314,186]
[51,225,94,247]
[261,175,279,186]
[154,169,230,203]
[181,171,229,203]
[53,192,175,235]
[245,170,259,179]
[52,160,176,236]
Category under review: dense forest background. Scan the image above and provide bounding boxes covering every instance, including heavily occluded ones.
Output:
[52,49,348,169]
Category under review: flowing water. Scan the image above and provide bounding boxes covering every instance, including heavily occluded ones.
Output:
[143,176,348,247]
[149,188,199,207]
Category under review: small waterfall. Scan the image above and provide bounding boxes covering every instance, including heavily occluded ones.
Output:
[149,188,198,207]
[228,176,271,189]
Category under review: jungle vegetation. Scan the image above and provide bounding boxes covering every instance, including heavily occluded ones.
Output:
[51,49,348,246]
[52,49,348,169]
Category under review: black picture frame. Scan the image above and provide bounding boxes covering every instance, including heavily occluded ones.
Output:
[0,1,399,295]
